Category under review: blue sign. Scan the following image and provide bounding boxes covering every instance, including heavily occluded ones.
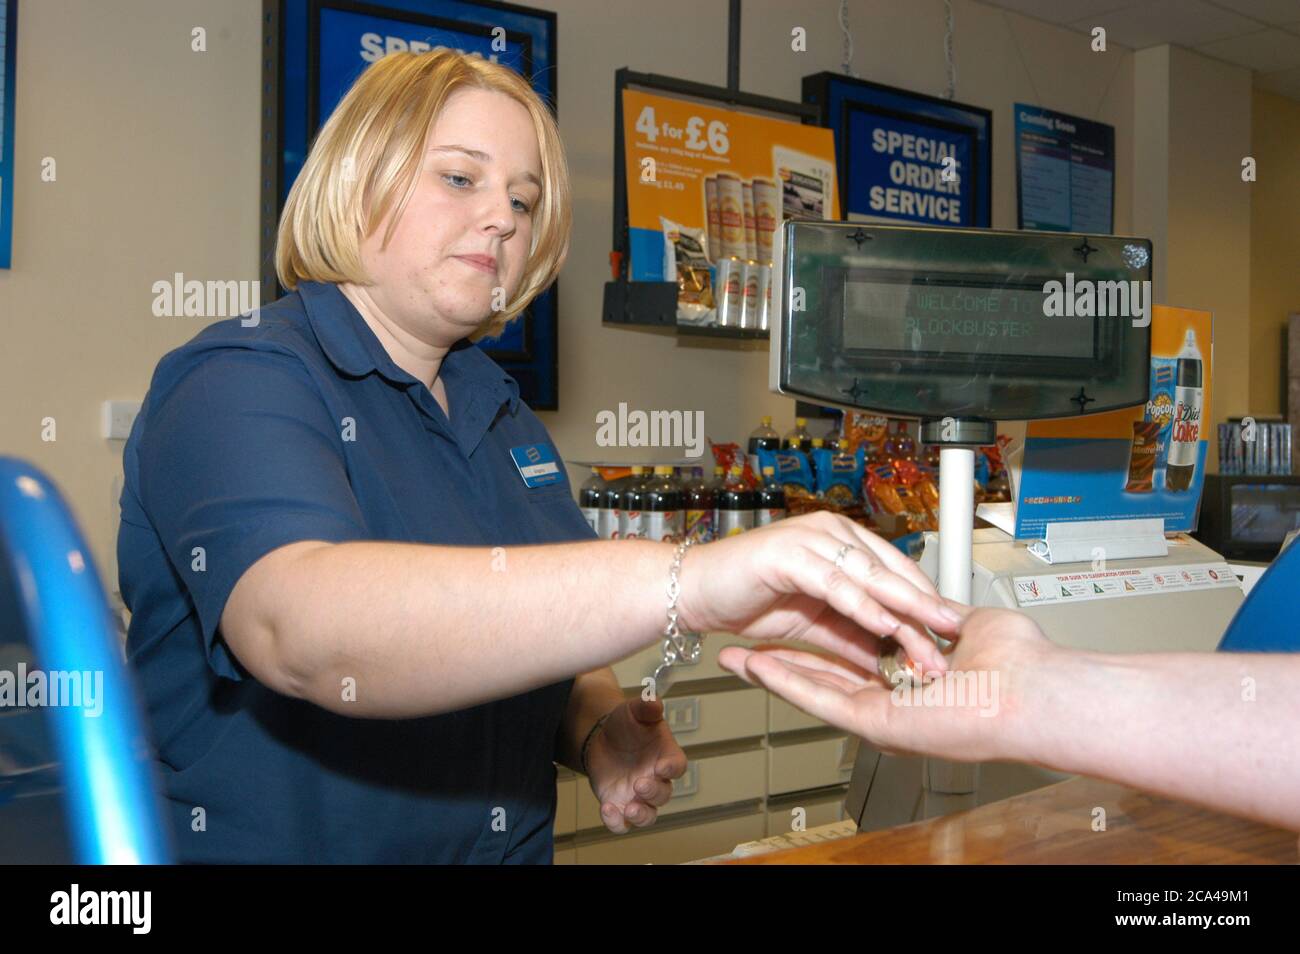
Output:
[845,107,974,226]
[315,7,531,128]
[803,73,992,228]
[1015,104,1114,233]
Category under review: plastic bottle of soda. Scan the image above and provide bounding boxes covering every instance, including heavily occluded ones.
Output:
[1166,329,1204,493]
[600,470,625,539]
[685,466,716,543]
[619,465,649,539]
[579,467,605,536]
[747,415,781,473]
[717,464,757,536]
[644,465,685,542]
[757,465,787,526]
[709,464,726,536]
[783,417,813,453]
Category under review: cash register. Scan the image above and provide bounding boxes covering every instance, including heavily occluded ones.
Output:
[766,220,1245,830]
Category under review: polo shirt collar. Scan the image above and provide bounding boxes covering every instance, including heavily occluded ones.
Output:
[299,281,520,417]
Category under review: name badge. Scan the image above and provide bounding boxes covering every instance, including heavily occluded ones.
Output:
[509,443,563,488]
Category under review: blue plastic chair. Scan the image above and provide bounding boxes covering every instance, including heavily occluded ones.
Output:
[0,457,171,863]
[1217,537,1300,652]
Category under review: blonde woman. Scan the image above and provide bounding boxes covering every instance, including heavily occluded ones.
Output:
[118,50,958,863]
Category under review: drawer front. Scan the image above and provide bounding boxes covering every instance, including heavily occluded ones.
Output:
[576,747,766,829]
[575,810,766,865]
[661,687,766,747]
[768,695,828,733]
[554,775,578,837]
[552,845,577,865]
[765,788,850,837]
[611,633,749,689]
[768,735,857,795]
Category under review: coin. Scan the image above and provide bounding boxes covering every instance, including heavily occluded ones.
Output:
[877,636,917,686]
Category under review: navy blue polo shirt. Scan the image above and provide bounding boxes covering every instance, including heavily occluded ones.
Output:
[117,280,597,863]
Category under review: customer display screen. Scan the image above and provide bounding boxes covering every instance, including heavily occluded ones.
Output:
[770,221,1153,420]
[841,280,1095,359]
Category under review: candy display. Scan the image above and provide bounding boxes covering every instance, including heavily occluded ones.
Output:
[580,416,1012,546]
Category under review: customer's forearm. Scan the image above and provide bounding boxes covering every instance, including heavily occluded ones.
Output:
[1020,650,1300,831]
[264,539,677,718]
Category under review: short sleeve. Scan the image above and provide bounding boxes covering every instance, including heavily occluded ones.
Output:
[135,347,368,680]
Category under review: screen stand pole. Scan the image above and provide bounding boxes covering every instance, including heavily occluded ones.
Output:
[925,445,979,801]
[937,446,974,606]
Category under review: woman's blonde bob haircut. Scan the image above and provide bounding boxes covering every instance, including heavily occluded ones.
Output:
[276,49,570,342]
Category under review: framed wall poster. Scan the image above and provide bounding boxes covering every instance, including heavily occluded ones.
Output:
[802,73,992,228]
[1015,103,1114,233]
[0,0,16,269]
[617,76,837,281]
[611,70,836,330]
[263,0,561,408]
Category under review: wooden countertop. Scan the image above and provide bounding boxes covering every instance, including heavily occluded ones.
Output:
[720,776,1298,864]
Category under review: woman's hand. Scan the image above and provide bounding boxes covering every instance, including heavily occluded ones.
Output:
[717,603,1061,764]
[583,698,688,834]
[678,511,964,678]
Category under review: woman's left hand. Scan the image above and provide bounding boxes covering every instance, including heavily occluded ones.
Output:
[585,699,688,834]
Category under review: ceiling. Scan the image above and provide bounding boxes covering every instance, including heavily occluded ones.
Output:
[975,0,1300,100]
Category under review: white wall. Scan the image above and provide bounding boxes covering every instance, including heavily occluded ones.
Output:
[1133,44,1253,471]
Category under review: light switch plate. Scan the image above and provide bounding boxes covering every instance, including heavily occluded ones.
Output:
[102,400,141,440]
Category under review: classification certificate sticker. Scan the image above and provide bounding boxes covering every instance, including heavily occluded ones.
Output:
[1012,562,1240,607]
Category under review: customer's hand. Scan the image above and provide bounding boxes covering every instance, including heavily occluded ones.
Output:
[717,603,1059,764]
[583,698,688,834]
[679,512,963,677]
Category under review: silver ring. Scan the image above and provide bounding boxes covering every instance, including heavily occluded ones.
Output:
[834,543,854,571]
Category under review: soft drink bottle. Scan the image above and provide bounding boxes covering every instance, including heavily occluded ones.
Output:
[619,465,649,539]
[579,467,604,536]
[757,465,786,526]
[709,464,726,537]
[600,471,625,539]
[747,415,780,473]
[717,465,757,536]
[685,466,716,543]
[643,465,685,542]
[1166,329,1204,493]
[783,417,813,452]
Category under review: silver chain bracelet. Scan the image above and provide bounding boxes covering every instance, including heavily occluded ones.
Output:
[650,538,702,695]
